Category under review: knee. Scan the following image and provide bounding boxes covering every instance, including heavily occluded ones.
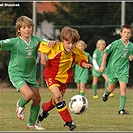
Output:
[24,92,34,101]
[32,95,41,106]
[54,93,62,103]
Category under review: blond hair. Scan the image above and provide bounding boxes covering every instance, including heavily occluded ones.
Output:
[60,26,80,43]
[16,16,34,36]
[96,39,106,49]
[76,40,87,49]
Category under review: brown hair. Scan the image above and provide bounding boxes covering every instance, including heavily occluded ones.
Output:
[120,24,133,35]
[60,26,80,43]
[16,16,34,36]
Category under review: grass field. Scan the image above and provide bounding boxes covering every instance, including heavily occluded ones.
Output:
[0,87,133,132]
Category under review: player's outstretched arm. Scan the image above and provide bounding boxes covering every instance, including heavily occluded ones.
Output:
[81,62,92,69]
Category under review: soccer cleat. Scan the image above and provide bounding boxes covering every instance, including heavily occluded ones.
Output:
[16,100,25,120]
[38,110,49,122]
[64,121,76,131]
[38,104,49,122]
[109,93,115,97]
[102,93,109,102]
[27,123,45,130]
[118,109,129,115]
[93,95,99,99]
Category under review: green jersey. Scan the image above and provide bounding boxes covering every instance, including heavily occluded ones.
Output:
[74,52,92,83]
[92,49,106,77]
[104,39,133,78]
[0,36,47,89]
[92,49,103,70]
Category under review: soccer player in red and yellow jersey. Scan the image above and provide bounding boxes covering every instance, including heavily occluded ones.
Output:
[37,26,92,131]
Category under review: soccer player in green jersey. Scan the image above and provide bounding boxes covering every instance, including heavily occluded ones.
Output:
[92,39,114,98]
[74,40,92,96]
[99,25,133,115]
[0,16,55,130]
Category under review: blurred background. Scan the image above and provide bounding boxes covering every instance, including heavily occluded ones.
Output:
[0,1,133,88]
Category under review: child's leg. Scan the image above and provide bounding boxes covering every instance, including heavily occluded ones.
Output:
[92,76,98,97]
[103,83,115,102]
[28,87,41,126]
[16,84,34,120]
[38,98,55,122]
[43,97,56,111]
[19,84,34,107]
[79,82,85,96]
[56,101,72,122]
[76,82,80,95]
[119,82,127,110]
[105,83,115,94]
[102,74,115,97]
[51,86,72,122]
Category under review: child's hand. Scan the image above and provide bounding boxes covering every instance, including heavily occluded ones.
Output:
[98,66,104,72]
[82,62,93,69]
[129,54,133,61]
[48,41,56,47]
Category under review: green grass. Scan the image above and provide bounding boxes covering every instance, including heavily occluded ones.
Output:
[0,87,133,132]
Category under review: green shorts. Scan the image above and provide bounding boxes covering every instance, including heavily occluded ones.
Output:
[9,73,39,91]
[74,79,88,84]
[108,75,128,84]
[92,69,106,77]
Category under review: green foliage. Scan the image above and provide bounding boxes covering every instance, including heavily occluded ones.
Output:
[0,2,32,27]
[40,2,133,55]
[0,2,32,82]
[0,88,133,131]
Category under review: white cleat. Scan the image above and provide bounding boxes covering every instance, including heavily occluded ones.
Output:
[16,100,25,120]
[27,123,45,130]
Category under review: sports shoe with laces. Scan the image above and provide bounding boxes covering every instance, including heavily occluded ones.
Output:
[27,123,45,130]
[64,121,76,131]
[118,109,129,115]
[38,110,49,122]
[102,93,109,102]
[16,100,25,120]
[38,103,49,122]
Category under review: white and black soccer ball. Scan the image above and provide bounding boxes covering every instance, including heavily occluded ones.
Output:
[69,95,88,114]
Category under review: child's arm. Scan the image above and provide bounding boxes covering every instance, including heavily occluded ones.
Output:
[47,40,56,47]
[81,62,92,70]
[92,58,99,70]
[98,52,108,72]
[40,53,48,66]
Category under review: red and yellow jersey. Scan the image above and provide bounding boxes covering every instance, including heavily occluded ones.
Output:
[38,41,88,84]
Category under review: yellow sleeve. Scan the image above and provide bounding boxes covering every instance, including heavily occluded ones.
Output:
[38,41,51,54]
[73,46,88,66]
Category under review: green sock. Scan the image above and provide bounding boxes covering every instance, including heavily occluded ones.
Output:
[92,84,97,95]
[105,89,110,95]
[104,82,108,91]
[29,105,40,126]
[18,96,29,107]
[79,91,85,96]
[78,91,80,95]
[119,95,127,110]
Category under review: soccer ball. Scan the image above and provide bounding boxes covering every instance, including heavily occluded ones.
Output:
[68,95,88,114]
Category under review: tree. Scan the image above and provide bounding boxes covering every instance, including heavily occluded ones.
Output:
[0,2,33,84]
[41,2,133,55]
[40,2,133,87]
